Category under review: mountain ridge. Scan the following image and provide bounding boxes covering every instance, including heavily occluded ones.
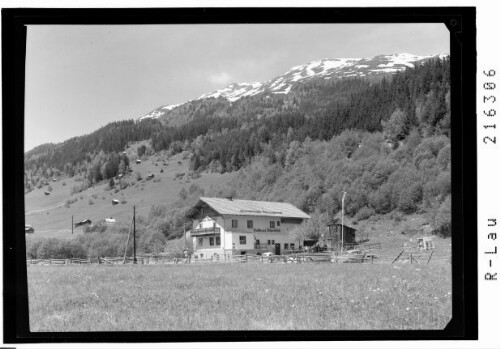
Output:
[138,52,448,122]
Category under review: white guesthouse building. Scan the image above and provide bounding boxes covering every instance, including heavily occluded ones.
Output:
[185,197,310,259]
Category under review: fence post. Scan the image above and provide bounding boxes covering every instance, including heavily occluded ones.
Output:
[427,250,434,264]
[371,255,374,264]
[392,250,405,264]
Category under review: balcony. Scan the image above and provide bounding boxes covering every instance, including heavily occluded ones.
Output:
[190,227,221,237]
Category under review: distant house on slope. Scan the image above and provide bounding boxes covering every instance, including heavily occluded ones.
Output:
[74,219,92,228]
[25,225,35,234]
[185,197,310,259]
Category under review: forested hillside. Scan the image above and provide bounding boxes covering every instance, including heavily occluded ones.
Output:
[25,58,450,232]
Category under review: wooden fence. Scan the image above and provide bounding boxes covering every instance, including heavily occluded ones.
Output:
[27,250,450,266]
[26,255,176,266]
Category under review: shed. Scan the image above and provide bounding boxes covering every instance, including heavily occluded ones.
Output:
[105,217,116,224]
[146,174,155,180]
[74,219,92,228]
[44,191,50,195]
[323,223,357,249]
[136,159,142,164]
[25,225,35,233]
[417,236,435,251]
[112,199,120,205]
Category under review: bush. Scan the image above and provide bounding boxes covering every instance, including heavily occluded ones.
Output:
[70,180,90,195]
[423,171,451,206]
[64,197,78,208]
[36,238,62,259]
[429,195,451,237]
[149,204,168,219]
[368,183,393,214]
[83,221,108,234]
[355,207,375,221]
[88,199,94,205]
[398,183,423,214]
[26,237,44,259]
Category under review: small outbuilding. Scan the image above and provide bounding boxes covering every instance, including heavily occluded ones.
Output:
[74,219,92,228]
[112,199,120,205]
[146,174,155,180]
[105,217,116,224]
[25,225,35,234]
[44,191,50,195]
[323,223,357,250]
[136,159,142,164]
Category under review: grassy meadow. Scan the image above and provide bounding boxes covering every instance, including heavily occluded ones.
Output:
[28,262,451,331]
[25,149,236,238]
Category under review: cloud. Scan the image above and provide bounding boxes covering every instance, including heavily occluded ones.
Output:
[208,72,234,86]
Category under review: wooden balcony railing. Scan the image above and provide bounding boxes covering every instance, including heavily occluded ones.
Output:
[190,227,221,236]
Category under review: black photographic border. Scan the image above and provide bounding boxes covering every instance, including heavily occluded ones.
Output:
[2,6,477,343]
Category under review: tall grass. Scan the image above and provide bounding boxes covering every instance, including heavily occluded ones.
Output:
[27,263,451,331]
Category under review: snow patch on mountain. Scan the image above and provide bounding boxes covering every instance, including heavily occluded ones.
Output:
[138,52,448,121]
[194,53,447,103]
[137,104,180,121]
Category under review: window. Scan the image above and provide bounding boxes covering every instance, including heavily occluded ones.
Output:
[247,220,253,228]
[290,243,295,250]
[198,238,203,246]
[277,221,280,226]
[200,253,204,258]
[239,236,246,245]
[267,240,271,245]
[216,236,220,245]
[209,237,214,246]
[232,219,238,228]
[256,239,260,246]
[284,243,289,250]
[270,221,275,229]
[271,240,275,245]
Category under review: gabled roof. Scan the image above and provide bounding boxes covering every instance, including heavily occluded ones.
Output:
[186,197,310,219]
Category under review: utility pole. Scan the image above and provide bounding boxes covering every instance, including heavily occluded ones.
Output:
[133,205,136,264]
[341,191,347,255]
[71,215,73,235]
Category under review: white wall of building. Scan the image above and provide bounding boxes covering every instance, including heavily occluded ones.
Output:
[192,214,304,258]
